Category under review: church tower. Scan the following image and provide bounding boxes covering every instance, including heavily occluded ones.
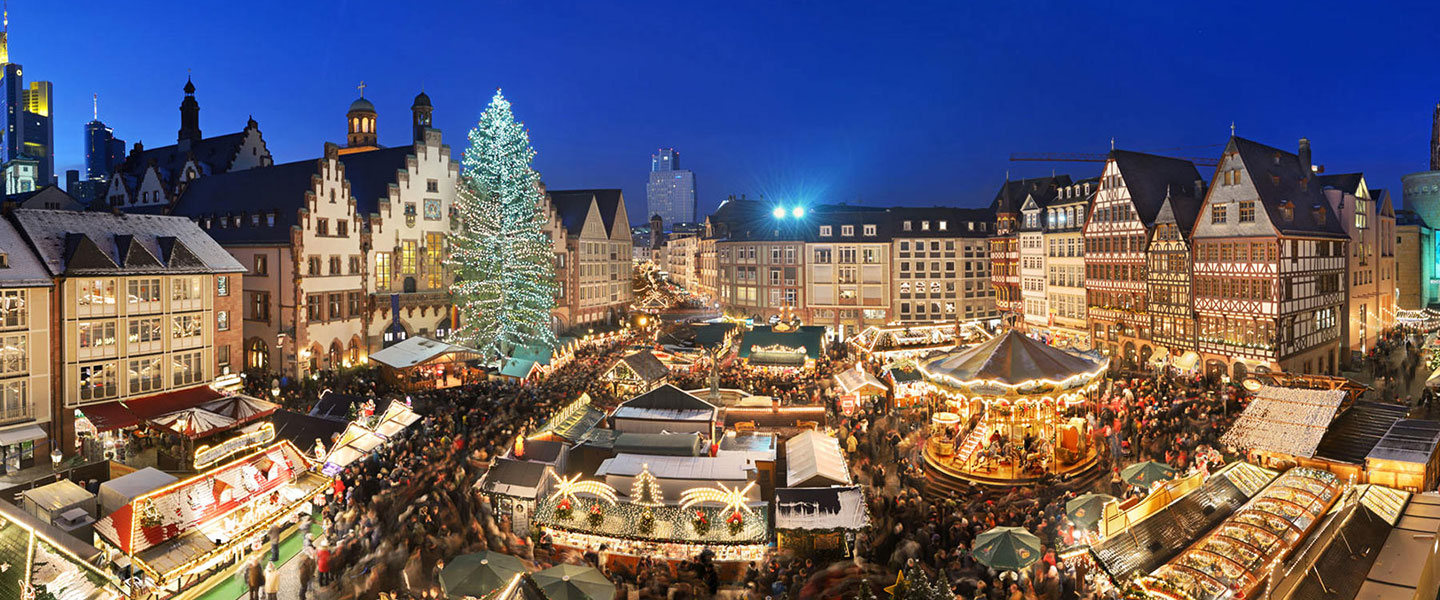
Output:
[178,76,201,144]
[411,91,432,143]
[346,82,377,149]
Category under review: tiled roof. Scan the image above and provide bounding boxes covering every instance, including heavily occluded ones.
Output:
[1396,209,1431,228]
[169,158,320,245]
[10,209,244,275]
[1316,172,1364,196]
[1111,149,1204,228]
[118,131,248,183]
[337,146,413,215]
[1229,136,1348,238]
[547,189,623,236]
[0,217,53,287]
[991,175,1072,215]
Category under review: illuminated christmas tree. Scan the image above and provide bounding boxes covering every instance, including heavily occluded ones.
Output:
[631,464,664,507]
[449,90,558,357]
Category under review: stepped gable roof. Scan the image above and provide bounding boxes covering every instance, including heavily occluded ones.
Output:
[1229,136,1348,238]
[991,175,1071,215]
[170,158,320,245]
[921,329,1101,385]
[11,209,243,275]
[119,131,248,181]
[337,146,414,215]
[1110,149,1203,228]
[548,189,622,236]
[1317,172,1364,196]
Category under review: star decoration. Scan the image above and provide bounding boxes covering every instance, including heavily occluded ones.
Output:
[884,569,905,597]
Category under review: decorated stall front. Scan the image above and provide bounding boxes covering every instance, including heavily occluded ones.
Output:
[920,330,1106,485]
[883,367,926,409]
[1219,385,1347,472]
[534,470,769,565]
[847,321,991,363]
[599,351,670,397]
[93,440,329,594]
[833,367,886,416]
[0,500,126,600]
[774,486,868,559]
[737,325,826,371]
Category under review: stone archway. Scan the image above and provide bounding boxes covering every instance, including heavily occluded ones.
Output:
[1232,362,1248,381]
[1122,341,1137,365]
[329,340,343,370]
[1205,359,1226,380]
[1139,345,1153,366]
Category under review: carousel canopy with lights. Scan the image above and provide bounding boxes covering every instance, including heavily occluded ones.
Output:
[919,330,1106,398]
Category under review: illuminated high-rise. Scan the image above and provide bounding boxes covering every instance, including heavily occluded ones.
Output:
[646,148,696,227]
[0,9,54,191]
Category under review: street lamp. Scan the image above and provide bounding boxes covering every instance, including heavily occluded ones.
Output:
[50,449,61,472]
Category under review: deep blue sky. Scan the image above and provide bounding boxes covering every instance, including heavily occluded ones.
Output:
[20,1,1440,224]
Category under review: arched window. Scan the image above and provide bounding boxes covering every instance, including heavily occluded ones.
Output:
[246,338,269,371]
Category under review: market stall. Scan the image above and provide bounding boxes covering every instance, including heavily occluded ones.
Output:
[846,321,990,363]
[736,325,826,372]
[1130,467,1342,600]
[883,367,926,409]
[919,330,1106,485]
[610,385,718,437]
[368,335,483,391]
[93,440,329,595]
[0,500,125,600]
[773,486,868,559]
[1219,385,1348,470]
[599,350,670,397]
[833,366,886,416]
[785,430,852,488]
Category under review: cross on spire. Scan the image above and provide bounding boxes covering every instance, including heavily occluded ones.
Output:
[1230,121,1236,136]
[357,81,367,97]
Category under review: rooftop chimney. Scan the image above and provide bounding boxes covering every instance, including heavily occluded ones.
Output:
[1298,138,1312,174]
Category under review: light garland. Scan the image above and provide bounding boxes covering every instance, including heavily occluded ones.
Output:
[547,471,619,506]
[678,482,756,516]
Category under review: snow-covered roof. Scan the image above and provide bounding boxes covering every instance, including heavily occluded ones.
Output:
[368,336,480,368]
[774,486,868,530]
[785,430,852,487]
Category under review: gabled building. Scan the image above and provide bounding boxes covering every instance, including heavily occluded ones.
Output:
[1042,178,1096,348]
[1317,170,1396,357]
[543,189,634,330]
[171,91,456,376]
[1147,189,1203,359]
[990,176,1068,323]
[104,79,272,210]
[7,209,245,457]
[1192,137,1348,378]
[1083,150,1204,365]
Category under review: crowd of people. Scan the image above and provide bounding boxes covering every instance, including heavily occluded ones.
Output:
[268,337,638,600]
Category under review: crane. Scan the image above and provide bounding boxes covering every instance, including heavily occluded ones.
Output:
[1009,151,1220,167]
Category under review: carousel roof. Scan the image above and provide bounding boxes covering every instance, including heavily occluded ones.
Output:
[921,329,1101,386]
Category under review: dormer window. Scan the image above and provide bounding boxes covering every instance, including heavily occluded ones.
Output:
[841,225,854,236]
[267,212,276,227]
[921,221,931,231]
[1312,206,1326,225]
[819,225,832,237]
[903,221,912,231]
[0,252,9,268]
[939,220,948,231]
[863,224,876,236]
[1280,203,1294,222]
[251,214,260,227]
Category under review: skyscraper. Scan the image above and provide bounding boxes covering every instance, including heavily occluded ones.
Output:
[74,95,125,206]
[647,147,696,227]
[0,9,54,192]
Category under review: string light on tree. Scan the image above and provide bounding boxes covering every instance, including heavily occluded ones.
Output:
[449,89,558,358]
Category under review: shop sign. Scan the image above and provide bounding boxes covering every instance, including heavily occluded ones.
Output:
[194,423,276,469]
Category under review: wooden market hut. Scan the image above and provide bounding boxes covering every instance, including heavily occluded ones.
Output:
[773,486,868,559]
[368,336,482,390]
[610,385,719,438]
[737,326,826,370]
[599,350,670,396]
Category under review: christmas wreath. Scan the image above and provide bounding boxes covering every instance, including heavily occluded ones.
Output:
[555,498,573,521]
[638,508,656,534]
[726,511,744,535]
[587,503,604,527]
[692,510,710,535]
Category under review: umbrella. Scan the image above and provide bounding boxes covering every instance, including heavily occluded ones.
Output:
[439,552,525,599]
[1065,493,1116,529]
[530,564,617,600]
[971,526,1042,572]
[1121,461,1176,487]
[151,408,237,438]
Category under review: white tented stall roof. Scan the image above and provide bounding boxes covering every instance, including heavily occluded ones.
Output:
[785,430,852,487]
[1220,385,1347,458]
[368,336,478,368]
[834,367,887,395]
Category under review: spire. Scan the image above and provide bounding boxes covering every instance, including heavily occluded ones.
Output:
[92,93,97,121]
[178,74,201,143]
[1,1,11,66]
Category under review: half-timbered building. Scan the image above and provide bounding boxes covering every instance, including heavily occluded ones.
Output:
[1083,150,1204,366]
[1146,191,1203,360]
[1192,137,1348,379]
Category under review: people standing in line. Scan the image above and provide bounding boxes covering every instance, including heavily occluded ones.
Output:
[244,557,264,600]
[316,539,331,587]
[263,561,280,600]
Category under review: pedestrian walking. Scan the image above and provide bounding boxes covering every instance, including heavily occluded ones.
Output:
[264,562,280,600]
[298,552,316,600]
[244,557,263,600]
[316,539,331,586]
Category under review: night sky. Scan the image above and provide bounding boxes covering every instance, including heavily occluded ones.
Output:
[23,1,1440,223]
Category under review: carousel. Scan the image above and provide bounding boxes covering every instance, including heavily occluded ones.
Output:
[920,330,1107,486]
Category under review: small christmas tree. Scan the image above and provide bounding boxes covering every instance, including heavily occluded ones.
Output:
[856,579,878,600]
[900,562,933,600]
[631,464,664,507]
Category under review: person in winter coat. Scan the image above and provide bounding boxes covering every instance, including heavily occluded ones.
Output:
[316,540,331,586]
[268,523,282,563]
[263,562,280,600]
[244,558,264,600]
[298,552,316,600]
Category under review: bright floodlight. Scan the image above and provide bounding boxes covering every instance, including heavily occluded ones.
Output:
[772,207,786,218]
[792,207,805,218]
